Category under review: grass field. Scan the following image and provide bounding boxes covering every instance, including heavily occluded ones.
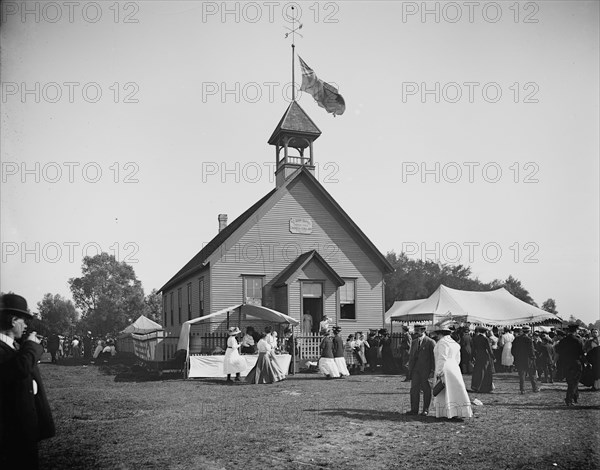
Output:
[38,355,600,470]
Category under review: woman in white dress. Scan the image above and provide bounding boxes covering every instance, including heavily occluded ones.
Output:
[433,326,473,420]
[500,327,515,371]
[223,327,247,383]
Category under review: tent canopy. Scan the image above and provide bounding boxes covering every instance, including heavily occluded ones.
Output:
[388,285,563,327]
[177,304,299,353]
[384,299,427,324]
[119,315,163,337]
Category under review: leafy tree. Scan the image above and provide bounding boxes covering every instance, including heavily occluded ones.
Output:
[541,298,558,314]
[501,275,538,306]
[144,288,163,324]
[37,293,78,334]
[69,253,146,336]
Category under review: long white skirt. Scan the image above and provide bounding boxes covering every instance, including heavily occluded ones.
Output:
[223,348,246,375]
[334,357,350,376]
[319,357,340,378]
[433,362,473,419]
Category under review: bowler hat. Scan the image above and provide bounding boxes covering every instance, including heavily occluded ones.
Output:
[414,324,425,329]
[522,326,531,332]
[0,294,32,319]
[566,323,579,332]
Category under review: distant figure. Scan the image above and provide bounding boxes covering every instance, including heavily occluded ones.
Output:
[555,323,584,406]
[223,327,246,383]
[399,326,412,378]
[319,330,340,379]
[83,331,93,360]
[246,333,282,384]
[512,326,540,394]
[240,327,256,354]
[319,315,332,335]
[303,312,313,334]
[459,328,473,374]
[500,327,515,371]
[332,327,350,377]
[47,332,60,363]
[471,327,495,393]
[71,336,81,359]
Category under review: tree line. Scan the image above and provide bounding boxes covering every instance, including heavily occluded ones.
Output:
[3,251,598,336]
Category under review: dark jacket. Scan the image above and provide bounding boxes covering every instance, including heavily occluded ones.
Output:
[512,334,536,370]
[408,335,435,376]
[0,340,55,446]
[555,335,584,366]
[332,335,345,358]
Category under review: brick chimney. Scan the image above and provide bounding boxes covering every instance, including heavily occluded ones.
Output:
[218,214,228,233]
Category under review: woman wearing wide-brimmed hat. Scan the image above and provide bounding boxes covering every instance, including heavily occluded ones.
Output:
[223,327,246,383]
[432,323,473,420]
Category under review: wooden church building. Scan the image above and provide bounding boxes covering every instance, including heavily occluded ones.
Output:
[159,101,393,337]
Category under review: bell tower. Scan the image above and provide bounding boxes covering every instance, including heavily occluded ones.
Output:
[268,100,322,188]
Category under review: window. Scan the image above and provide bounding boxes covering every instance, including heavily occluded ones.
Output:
[244,276,263,305]
[170,292,174,326]
[199,278,205,316]
[163,295,168,327]
[340,279,356,320]
[177,288,182,324]
[187,283,192,320]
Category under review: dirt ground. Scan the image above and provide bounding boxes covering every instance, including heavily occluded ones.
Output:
[38,356,600,470]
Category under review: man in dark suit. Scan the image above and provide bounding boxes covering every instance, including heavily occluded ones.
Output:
[555,323,585,406]
[511,326,540,394]
[399,325,412,378]
[406,325,435,416]
[0,294,55,469]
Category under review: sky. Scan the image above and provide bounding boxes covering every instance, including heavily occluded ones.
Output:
[1,1,598,325]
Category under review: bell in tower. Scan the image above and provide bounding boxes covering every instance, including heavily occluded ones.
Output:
[268,100,322,188]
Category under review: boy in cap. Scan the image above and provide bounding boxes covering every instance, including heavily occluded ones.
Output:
[0,294,55,469]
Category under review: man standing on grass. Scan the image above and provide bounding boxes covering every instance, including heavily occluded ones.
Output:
[555,323,585,406]
[511,326,540,394]
[0,294,55,469]
[406,325,435,416]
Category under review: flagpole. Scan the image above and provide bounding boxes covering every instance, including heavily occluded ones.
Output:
[292,43,295,102]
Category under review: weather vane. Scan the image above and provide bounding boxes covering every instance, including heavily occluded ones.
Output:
[284,6,303,101]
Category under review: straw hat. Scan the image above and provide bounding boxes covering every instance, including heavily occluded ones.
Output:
[228,327,241,336]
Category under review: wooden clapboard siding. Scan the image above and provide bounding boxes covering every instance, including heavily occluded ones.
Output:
[161,170,389,337]
[208,172,385,331]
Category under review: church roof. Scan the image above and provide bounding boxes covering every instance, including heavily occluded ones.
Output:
[272,250,345,288]
[268,100,322,146]
[159,167,393,293]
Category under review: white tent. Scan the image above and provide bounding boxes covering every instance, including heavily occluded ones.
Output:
[119,315,163,337]
[384,299,427,325]
[388,285,563,327]
[177,304,299,353]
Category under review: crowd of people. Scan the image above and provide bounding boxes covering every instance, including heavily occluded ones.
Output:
[315,320,600,416]
[43,331,118,364]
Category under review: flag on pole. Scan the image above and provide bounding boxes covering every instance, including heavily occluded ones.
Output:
[298,56,345,116]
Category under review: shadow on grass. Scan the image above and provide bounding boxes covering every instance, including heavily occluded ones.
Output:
[302,407,452,424]
[498,402,600,411]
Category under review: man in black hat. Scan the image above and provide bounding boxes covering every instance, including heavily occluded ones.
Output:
[511,325,540,394]
[379,329,394,374]
[555,323,585,406]
[0,293,55,469]
[406,325,435,416]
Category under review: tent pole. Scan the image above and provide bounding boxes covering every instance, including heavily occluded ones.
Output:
[292,324,296,375]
